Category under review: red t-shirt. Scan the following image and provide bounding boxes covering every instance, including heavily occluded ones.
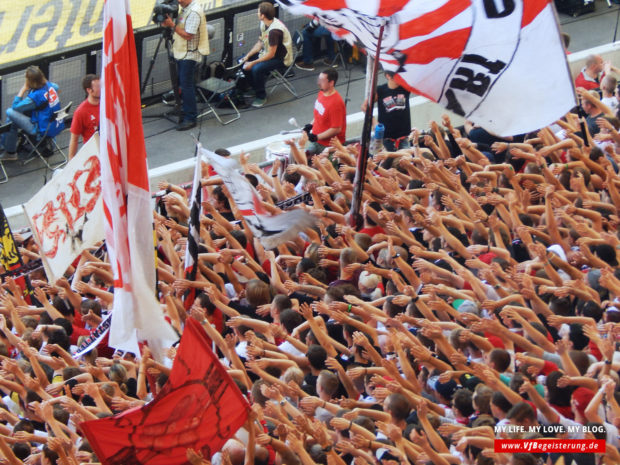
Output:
[312,90,346,146]
[70,99,99,142]
[359,225,385,237]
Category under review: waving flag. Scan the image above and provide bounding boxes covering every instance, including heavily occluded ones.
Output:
[199,145,315,250]
[80,318,249,465]
[100,0,176,358]
[279,0,575,136]
[183,153,202,310]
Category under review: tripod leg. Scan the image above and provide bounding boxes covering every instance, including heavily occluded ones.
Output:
[141,34,165,95]
[165,36,183,124]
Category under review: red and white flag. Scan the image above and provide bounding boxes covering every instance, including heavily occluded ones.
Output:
[100,0,176,357]
[200,145,315,250]
[279,0,576,136]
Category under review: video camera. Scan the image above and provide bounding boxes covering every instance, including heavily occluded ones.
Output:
[152,0,179,25]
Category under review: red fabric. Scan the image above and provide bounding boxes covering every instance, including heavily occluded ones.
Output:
[359,225,385,237]
[209,308,224,334]
[551,403,574,420]
[312,90,346,146]
[588,340,602,361]
[575,70,600,90]
[484,332,505,349]
[80,318,249,465]
[478,252,497,265]
[540,359,559,376]
[70,325,92,346]
[70,99,99,142]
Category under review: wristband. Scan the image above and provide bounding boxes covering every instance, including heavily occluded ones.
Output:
[605,360,612,365]
[322,445,332,452]
[347,304,352,313]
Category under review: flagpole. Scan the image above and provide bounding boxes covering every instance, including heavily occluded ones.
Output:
[349,23,385,229]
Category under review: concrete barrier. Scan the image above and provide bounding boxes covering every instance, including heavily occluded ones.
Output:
[6,41,620,229]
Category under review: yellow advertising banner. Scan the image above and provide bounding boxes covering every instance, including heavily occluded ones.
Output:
[0,0,221,66]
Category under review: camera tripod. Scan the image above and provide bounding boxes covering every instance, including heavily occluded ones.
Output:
[141,27,183,124]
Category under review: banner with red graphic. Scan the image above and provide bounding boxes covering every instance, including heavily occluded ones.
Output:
[99,0,176,357]
[278,0,575,136]
[23,134,103,282]
[80,318,249,465]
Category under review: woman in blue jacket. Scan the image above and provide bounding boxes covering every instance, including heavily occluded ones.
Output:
[0,66,63,161]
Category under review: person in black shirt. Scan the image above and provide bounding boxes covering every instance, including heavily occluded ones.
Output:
[363,71,412,152]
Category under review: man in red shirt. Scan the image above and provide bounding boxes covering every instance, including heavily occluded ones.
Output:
[574,54,604,91]
[305,68,346,155]
[68,74,100,159]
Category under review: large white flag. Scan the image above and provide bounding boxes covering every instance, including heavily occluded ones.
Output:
[279,0,576,136]
[23,135,103,282]
[100,0,176,357]
[200,145,315,249]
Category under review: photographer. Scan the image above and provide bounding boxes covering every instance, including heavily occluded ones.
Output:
[161,0,209,131]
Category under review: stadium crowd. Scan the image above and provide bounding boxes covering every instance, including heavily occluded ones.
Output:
[1,59,620,465]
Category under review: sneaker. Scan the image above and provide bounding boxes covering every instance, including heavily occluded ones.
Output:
[322,58,338,68]
[295,61,315,71]
[0,152,18,161]
[176,120,197,131]
[251,98,266,108]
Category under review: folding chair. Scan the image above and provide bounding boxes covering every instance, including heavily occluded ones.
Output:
[196,69,242,126]
[268,30,303,98]
[21,101,72,170]
[0,123,10,184]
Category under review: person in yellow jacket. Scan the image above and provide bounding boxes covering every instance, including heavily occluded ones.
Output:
[162,0,209,131]
[240,2,293,108]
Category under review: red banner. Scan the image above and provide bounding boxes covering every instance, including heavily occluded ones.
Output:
[80,318,249,464]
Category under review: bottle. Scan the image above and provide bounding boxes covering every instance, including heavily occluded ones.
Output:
[369,123,384,156]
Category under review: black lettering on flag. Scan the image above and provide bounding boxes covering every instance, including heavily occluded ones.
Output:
[483,0,515,18]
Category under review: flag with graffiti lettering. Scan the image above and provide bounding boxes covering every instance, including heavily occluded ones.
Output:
[22,134,103,282]
[199,145,316,250]
[278,0,575,136]
[99,0,176,359]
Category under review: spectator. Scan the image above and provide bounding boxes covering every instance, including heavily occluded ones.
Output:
[240,2,293,108]
[68,74,100,159]
[304,68,346,155]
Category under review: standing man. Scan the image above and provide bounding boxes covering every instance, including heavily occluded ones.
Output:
[68,74,100,159]
[362,71,411,152]
[304,68,346,155]
[162,0,209,131]
[240,2,293,108]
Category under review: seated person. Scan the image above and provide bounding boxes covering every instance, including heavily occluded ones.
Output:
[240,2,293,108]
[295,18,335,71]
[0,66,64,161]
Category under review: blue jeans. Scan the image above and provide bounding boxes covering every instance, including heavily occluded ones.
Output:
[1,108,37,153]
[302,25,335,64]
[246,57,284,99]
[177,59,197,123]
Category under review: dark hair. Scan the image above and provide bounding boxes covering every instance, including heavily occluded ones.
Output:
[491,391,512,414]
[12,443,30,461]
[507,402,536,423]
[48,328,71,352]
[279,309,303,334]
[321,68,339,85]
[82,74,100,93]
[307,344,327,370]
[453,388,475,417]
[546,371,573,407]
[489,349,511,373]
[214,148,231,157]
[258,2,276,20]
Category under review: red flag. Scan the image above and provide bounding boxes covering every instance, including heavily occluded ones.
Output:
[80,318,249,465]
[99,0,176,356]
